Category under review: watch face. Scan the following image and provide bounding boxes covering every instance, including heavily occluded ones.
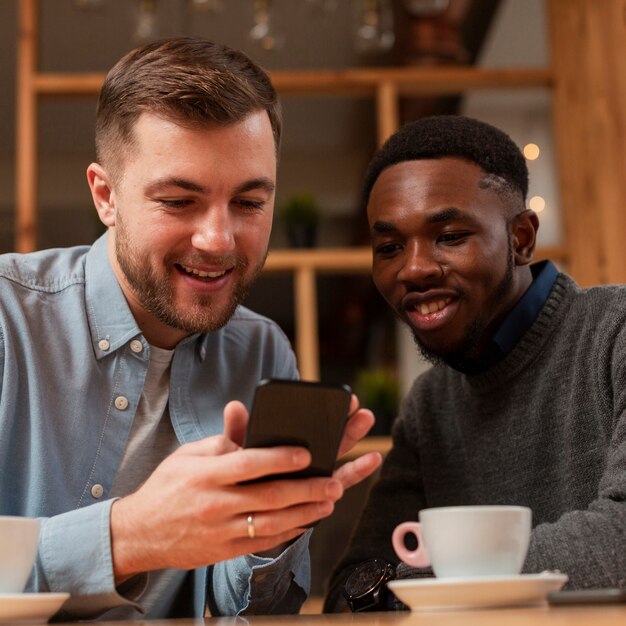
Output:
[345,559,385,597]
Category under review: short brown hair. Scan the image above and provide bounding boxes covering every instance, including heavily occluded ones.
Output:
[95,37,282,177]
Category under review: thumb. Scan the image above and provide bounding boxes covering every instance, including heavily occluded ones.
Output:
[223,400,249,447]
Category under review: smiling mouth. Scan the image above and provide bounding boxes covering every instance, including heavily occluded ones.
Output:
[178,263,228,279]
[412,298,452,316]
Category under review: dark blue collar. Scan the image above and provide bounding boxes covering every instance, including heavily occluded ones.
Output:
[491,260,558,356]
[456,260,558,373]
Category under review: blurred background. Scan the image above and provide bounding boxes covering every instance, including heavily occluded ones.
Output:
[0,0,560,398]
[3,0,625,604]
[1,0,559,252]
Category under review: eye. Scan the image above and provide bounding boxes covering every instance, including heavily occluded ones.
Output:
[234,198,266,212]
[374,242,402,256]
[437,231,469,244]
[158,198,193,210]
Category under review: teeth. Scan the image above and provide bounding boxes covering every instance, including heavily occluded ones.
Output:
[418,299,450,315]
[181,264,226,278]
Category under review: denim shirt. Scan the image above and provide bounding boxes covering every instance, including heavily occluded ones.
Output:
[0,234,310,619]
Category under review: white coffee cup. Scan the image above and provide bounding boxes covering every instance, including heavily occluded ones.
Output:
[0,516,40,593]
[392,505,531,578]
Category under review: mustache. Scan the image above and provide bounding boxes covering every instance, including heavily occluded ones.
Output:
[168,254,249,270]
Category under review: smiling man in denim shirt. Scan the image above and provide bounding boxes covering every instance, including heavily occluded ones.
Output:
[0,37,381,620]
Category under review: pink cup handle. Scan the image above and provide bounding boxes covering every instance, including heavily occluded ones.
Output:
[392,521,431,568]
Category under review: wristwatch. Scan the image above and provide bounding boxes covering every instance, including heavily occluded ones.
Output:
[342,558,396,612]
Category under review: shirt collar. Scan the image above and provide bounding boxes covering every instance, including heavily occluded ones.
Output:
[455,260,558,374]
[491,260,558,355]
[85,233,143,359]
[85,233,208,361]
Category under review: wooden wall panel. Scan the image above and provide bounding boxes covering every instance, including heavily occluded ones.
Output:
[548,0,626,286]
[16,0,37,254]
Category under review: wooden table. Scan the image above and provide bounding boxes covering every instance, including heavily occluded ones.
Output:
[52,605,626,626]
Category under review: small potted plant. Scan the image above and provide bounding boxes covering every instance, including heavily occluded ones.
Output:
[279,192,320,248]
[354,368,400,436]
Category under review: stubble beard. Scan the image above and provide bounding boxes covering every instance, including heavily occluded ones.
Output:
[115,216,266,334]
[410,242,515,371]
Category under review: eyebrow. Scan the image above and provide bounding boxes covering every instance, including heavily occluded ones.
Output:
[233,177,276,195]
[372,207,473,234]
[426,207,467,224]
[371,221,396,234]
[145,176,275,196]
[145,177,205,195]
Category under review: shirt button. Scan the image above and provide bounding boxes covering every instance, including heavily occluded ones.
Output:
[98,339,110,351]
[114,396,129,410]
[91,484,104,498]
[130,339,143,353]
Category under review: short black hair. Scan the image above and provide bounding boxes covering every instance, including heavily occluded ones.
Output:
[363,115,528,205]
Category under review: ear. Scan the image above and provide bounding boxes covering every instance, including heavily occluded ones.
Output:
[87,163,116,228]
[510,209,539,266]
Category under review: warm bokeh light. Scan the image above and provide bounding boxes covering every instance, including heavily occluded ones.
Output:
[529,195,546,213]
[523,143,541,160]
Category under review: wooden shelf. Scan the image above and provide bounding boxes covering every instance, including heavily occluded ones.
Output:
[264,247,372,273]
[264,244,566,270]
[272,66,553,95]
[30,66,552,97]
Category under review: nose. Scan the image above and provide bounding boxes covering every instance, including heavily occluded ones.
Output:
[190,205,235,256]
[397,240,443,287]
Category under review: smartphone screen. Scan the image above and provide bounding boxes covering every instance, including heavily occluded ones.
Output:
[243,378,352,480]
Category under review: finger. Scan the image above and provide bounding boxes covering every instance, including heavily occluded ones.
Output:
[333,451,382,490]
[224,400,249,447]
[348,393,360,417]
[232,499,336,545]
[202,446,312,485]
[336,408,376,458]
[230,475,344,514]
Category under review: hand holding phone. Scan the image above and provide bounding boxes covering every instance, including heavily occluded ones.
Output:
[243,379,352,481]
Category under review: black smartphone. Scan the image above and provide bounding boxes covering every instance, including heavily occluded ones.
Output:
[547,588,626,605]
[243,378,352,481]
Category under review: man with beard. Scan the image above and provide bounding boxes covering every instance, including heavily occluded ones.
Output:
[324,115,626,612]
[0,38,382,620]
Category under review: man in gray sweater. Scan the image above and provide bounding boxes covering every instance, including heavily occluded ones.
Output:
[325,115,626,612]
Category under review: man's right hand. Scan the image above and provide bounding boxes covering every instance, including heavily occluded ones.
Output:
[110,433,343,583]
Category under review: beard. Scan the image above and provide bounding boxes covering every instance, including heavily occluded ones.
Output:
[411,242,515,371]
[114,213,266,334]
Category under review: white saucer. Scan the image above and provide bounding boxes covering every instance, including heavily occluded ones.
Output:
[0,592,70,624]
[387,572,568,611]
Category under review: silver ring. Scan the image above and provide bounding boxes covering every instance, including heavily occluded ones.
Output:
[246,514,256,539]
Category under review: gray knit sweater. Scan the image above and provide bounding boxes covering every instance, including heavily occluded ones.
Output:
[326,273,626,610]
